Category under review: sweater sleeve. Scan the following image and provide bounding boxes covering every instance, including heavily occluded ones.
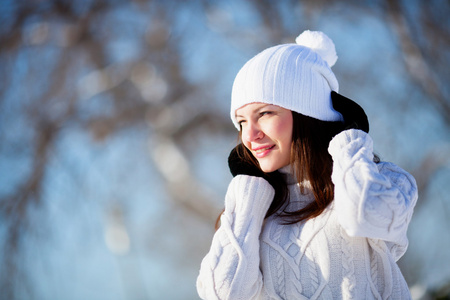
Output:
[328,129,418,258]
[196,175,274,300]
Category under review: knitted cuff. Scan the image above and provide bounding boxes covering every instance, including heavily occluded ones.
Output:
[328,129,373,159]
[225,175,275,222]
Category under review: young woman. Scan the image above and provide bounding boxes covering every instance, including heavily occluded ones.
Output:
[197,30,418,300]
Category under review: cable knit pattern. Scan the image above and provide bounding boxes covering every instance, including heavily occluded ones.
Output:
[340,227,356,299]
[197,129,418,299]
[370,247,379,291]
[328,129,418,247]
[197,175,275,300]
[305,246,319,292]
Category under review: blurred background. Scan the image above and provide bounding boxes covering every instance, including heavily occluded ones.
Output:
[0,0,449,299]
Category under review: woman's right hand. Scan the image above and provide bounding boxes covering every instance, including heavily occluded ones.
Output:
[227,144,287,209]
[228,144,266,178]
[198,145,276,300]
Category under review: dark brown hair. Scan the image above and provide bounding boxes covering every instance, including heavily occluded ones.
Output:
[216,111,377,229]
[279,112,345,224]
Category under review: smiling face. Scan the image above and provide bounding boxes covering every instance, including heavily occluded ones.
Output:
[236,103,293,173]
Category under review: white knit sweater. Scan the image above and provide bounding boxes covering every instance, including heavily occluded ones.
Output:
[197,129,418,300]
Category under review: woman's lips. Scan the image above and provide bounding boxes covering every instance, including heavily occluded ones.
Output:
[253,145,275,158]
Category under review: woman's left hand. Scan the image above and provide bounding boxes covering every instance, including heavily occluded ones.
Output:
[331,91,369,133]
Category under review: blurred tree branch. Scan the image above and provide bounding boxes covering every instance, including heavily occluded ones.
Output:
[385,0,450,123]
[0,0,449,298]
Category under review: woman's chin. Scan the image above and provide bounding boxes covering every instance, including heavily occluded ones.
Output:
[259,161,290,173]
[259,164,278,173]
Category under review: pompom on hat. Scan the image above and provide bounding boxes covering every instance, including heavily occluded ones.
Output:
[231,30,344,129]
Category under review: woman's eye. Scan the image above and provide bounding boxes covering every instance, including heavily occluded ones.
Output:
[260,111,273,117]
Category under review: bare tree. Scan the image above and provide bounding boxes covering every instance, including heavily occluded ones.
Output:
[0,0,448,298]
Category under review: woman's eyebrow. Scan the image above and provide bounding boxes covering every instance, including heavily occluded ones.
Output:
[256,104,272,111]
[253,104,274,114]
[236,104,273,118]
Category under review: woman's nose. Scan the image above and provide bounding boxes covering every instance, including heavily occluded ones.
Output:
[244,122,263,142]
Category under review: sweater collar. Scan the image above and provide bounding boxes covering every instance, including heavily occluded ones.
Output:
[278,164,298,185]
[278,164,313,190]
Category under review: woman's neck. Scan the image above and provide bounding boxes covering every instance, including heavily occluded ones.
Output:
[278,164,298,185]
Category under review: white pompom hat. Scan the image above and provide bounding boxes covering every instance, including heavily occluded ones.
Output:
[231,30,343,129]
